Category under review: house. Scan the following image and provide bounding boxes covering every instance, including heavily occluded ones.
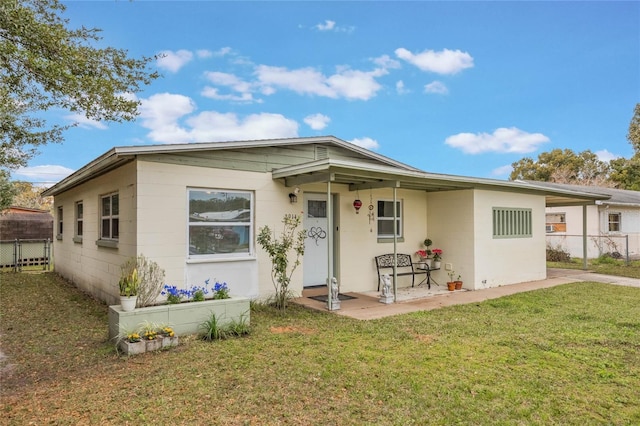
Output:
[41,136,609,306]
[525,181,640,260]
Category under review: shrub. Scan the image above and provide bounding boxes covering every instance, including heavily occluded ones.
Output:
[546,245,571,262]
[257,215,306,311]
[120,255,166,307]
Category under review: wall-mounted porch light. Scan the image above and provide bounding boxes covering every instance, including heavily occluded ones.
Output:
[288,187,300,204]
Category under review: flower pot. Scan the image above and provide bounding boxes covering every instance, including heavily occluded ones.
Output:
[120,295,137,312]
[447,282,456,291]
[455,281,463,290]
[423,258,433,268]
[433,261,441,269]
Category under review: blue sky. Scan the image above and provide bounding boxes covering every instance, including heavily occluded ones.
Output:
[14,1,640,185]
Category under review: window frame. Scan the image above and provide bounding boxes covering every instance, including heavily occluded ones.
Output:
[56,206,63,240]
[187,188,254,259]
[377,199,403,239]
[75,201,83,240]
[492,207,532,239]
[100,192,119,241]
[608,212,621,233]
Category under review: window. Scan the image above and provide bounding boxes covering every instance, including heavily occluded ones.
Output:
[377,200,402,238]
[101,193,119,240]
[56,206,63,239]
[608,213,621,232]
[75,201,83,237]
[545,212,566,233]
[188,189,252,257]
[493,207,532,238]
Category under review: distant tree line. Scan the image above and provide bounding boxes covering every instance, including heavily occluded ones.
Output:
[510,104,640,190]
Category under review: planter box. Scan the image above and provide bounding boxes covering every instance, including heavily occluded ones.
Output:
[161,335,179,348]
[145,339,162,352]
[108,297,250,340]
[119,340,146,355]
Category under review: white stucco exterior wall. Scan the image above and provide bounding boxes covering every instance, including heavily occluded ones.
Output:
[546,204,640,259]
[51,162,138,305]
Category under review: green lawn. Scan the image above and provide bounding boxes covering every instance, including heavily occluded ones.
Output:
[1,272,639,425]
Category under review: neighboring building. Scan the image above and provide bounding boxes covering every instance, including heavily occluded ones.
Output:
[42,136,607,306]
[0,206,53,240]
[0,206,53,270]
[526,181,640,260]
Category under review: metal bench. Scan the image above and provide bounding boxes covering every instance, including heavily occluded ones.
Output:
[375,253,436,291]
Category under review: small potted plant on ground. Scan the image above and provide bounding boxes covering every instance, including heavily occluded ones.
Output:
[446,270,456,291]
[455,274,463,290]
[118,267,140,312]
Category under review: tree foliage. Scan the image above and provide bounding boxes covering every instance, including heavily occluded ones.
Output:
[509,148,612,186]
[0,0,159,168]
[0,169,18,210]
[628,103,640,153]
[9,180,53,210]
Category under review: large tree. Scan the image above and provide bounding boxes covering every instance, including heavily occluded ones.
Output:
[0,169,18,210]
[609,103,640,190]
[0,0,159,168]
[509,148,612,186]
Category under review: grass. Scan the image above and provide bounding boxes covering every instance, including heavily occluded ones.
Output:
[547,257,640,279]
[1,272,640,424]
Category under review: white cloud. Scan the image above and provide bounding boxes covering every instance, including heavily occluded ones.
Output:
[202,71,258,102]
[313,20,355,33]
[14,165,74,183]
[373,54,401,70]
[491,164,514,177]
[445,127,550,154]
[348,137,380,150]
[201,87,257,103]
[138,93,197,143]
[395,47,474,74]
[396,80,409,94]
[316,20,336,31]
[424,81,449,95]
[304,113,331,130]
[186,112,298,142]
[595,149,619,162]
[213,47,232,57]
[196,49,213,58]
[137,93,298,143]
[64,113,108,130]
[156,49,194,73]
[255,65,385,100]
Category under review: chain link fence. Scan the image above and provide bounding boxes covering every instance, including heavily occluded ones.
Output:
[0,239,52,272]
[546,233,638,264]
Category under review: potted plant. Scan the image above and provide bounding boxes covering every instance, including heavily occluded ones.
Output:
[455,274,463,290]
[431,248,442,269]
[447,270,456,291]
[423,239,434,267]
[118,267,140,312]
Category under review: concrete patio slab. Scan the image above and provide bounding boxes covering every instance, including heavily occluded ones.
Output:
[293,268,640,320]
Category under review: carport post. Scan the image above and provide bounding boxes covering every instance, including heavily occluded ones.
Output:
[392,186,398,302]
[327,180,334,310]
[582,205,588,270]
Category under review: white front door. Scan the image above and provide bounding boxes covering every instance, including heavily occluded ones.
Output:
[303,193,329,287]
